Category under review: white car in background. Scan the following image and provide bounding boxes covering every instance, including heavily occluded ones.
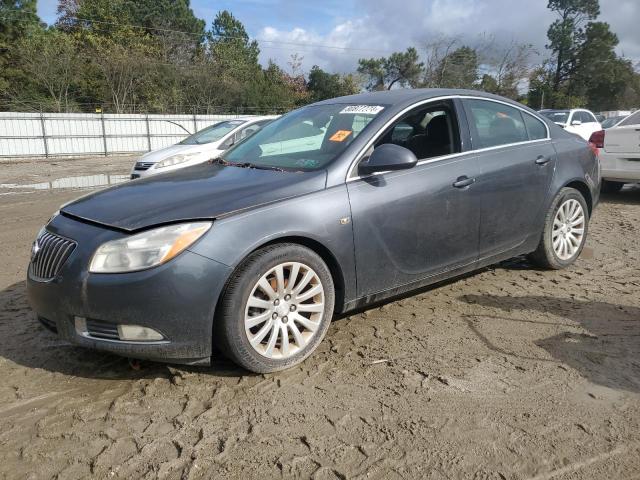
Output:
[589,110,640,193]
[131,116,276,179]
[539,109,602,141]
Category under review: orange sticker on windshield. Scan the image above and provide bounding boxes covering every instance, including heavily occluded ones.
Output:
[329,130,352,142]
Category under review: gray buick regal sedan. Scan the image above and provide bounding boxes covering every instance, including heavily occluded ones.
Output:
[27,89,600,373]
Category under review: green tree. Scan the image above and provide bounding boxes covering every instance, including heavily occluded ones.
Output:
[571,22,637,110]
[0,0,42,104]
[358,47,423,91]
[546,0,599,92]
[356,57,385,91]
[207,10,260,78]
[307,65,359,101]
[434,46,478,89]
[17,29,80,111]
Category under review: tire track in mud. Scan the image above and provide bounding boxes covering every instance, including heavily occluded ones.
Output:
[1,181,639,479]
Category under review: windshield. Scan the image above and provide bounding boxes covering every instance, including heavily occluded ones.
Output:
[601,116,624,129]
[221,104,384,171]
[541,111,570,124]
[180,120,245,145]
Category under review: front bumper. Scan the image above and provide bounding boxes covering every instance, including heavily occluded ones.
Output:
[26,214,232,365]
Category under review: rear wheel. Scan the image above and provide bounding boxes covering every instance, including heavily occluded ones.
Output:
[601,180,624,193]
[529,187,589,270]
[215,243,334,373]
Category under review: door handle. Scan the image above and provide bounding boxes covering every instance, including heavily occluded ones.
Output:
[453,176,475,188]
[535,155,551,165]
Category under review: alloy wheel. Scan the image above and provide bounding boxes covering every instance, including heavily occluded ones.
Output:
[244,262,325,359]
[552,198,585,261]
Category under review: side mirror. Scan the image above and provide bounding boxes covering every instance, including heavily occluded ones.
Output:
[359,144,418,175]
[571,120,582,126]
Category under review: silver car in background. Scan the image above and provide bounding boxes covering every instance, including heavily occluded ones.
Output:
[590,110,640,192]
[131,116,276,179]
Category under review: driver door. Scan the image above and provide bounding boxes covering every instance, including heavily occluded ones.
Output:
[347,100,481,297]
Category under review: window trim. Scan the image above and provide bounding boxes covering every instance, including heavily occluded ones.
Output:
[346,95,550,181]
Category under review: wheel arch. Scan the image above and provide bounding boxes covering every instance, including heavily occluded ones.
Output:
[258,236,346,314]
[562,179,593,216]
[215,235,347,317]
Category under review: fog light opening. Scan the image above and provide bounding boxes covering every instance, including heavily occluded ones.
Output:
[117,324,164,342]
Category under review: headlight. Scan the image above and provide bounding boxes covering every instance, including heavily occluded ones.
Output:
[156,153,200,169]
[89,222,211,273]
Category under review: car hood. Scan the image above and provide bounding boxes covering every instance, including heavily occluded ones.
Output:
[139,142,222,163]
[62,163,327,231]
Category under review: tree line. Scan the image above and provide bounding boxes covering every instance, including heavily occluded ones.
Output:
[0,0,638,114]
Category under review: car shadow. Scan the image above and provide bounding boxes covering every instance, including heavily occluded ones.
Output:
[0,281,252,381]
[600,183,640,206]
[460,294,640,393]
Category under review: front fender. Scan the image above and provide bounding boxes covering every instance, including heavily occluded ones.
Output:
[188,184,357,307]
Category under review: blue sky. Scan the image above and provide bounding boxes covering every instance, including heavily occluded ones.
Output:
[37,0,640,74]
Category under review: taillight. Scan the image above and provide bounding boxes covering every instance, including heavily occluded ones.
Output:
[589,130,605,148]
[588,129,605,157]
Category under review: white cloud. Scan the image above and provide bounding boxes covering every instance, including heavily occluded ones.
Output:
[256,0,639,74]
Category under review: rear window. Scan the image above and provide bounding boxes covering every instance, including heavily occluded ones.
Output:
[523,113,548,140]
[619,111,640,127]
[466,99,528,148]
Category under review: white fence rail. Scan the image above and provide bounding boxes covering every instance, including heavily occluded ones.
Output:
[0,112,260,158]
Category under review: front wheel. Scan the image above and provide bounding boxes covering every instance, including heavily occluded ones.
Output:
[529,187,589,270]
[215,243,335,373]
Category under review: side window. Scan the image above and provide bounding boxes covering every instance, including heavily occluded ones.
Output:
[390,122,413,143]
[576,111,590,123]
[465,99,528,148]
[619,111,640,127]
[374,101,461,160]
[586,112,598,123]
[523,112,548,140]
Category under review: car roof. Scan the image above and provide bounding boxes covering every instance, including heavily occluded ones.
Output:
[313,88,524,107]
[310,88,548,121]
[317,88,508,105]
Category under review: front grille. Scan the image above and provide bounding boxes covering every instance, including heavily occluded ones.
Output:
[134,162,154,171]
[86,319,120,340]
[29,231,76,281]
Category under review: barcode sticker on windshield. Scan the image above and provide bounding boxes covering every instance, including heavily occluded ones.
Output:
[339,105,384,115]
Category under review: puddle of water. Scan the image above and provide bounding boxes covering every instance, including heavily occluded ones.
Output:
[0,174,129,192]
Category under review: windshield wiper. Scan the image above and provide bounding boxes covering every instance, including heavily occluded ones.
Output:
[212,157,285,172]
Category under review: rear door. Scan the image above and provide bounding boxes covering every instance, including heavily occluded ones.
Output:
[462,98,556,260]
[605,111,640,158]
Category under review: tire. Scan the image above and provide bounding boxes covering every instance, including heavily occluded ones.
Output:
[215,243,335,373]
[529,187,589,270]
[600,180,624,194]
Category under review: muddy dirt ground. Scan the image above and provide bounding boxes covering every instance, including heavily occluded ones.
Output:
[1,156,639,480]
